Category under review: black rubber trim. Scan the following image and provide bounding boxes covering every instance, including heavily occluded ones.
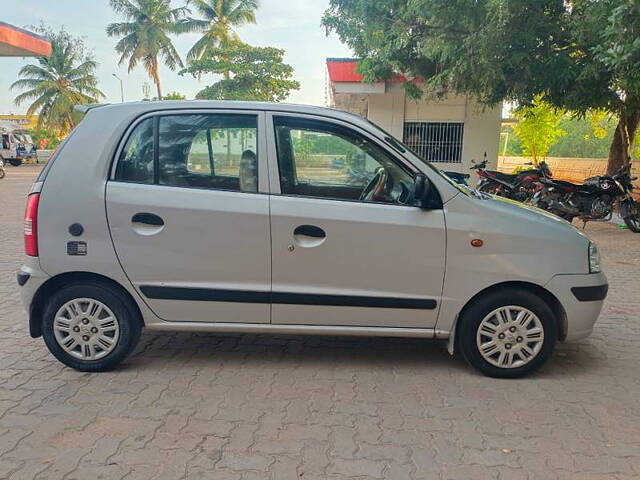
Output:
[571,284,608,302]
[140,286,437,310]
[271,292,436,309]
[140,286,269,303]
[16,271,30,286]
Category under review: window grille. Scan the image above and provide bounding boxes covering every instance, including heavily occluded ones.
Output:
[403,122,464,163]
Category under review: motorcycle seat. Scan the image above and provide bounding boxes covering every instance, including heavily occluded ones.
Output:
[542,178,582,189]
[486,170,520,184]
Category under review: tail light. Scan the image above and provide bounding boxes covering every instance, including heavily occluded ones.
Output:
[24,193,40,256]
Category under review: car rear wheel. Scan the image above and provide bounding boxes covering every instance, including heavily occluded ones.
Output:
[42,282,142,372]
[458,288,557,378]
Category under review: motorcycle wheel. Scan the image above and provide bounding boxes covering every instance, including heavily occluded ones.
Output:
[0,168,5,179]
[623,213,640,233]
[621,200,640,233]
[478,182,499,195]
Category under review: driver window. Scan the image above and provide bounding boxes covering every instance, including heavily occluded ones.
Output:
[274,117,415,205]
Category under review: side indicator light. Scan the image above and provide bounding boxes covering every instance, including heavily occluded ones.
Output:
[471,239,484,248]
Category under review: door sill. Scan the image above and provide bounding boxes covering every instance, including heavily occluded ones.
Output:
[145,321,449,339]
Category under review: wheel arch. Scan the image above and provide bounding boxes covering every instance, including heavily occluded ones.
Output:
[29,271,144,338]
[449,280,567,354]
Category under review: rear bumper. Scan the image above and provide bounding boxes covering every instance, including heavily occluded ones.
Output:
[545,272,608,342]
[17,259,50,337]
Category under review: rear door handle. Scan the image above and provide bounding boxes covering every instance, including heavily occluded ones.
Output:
[293,225,326,238]
[132,212,164,226]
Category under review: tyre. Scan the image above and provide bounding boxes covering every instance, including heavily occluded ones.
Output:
[0,168,4,179]
[42,282,142,372]
[458,288,557,378]
[624,215,640,233]
[621,200,640,233]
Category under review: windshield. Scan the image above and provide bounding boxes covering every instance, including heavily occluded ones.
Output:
[365,118,476,197]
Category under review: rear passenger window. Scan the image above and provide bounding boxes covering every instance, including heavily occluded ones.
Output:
[115,118,154,184]
[159,114,258,192]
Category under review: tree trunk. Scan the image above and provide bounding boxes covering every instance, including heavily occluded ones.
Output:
[607,106,640,174]
[151,57,163,101]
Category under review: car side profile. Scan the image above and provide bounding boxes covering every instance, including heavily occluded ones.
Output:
[18,101,608,377]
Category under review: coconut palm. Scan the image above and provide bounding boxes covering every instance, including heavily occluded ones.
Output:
[107,0,190,100]
[186,0,259,66]
[11,28,104,134]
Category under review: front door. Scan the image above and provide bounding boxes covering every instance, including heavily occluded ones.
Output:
[268,114,446,328]
[106,111,271,323]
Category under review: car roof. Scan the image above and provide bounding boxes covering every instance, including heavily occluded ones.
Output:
[77,100,367,125]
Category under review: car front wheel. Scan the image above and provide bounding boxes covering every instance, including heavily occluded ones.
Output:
[42,282,142,372]
[458,289,557,378]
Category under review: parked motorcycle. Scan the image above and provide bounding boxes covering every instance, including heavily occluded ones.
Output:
[533,164,640,232]
[473,155,552,203]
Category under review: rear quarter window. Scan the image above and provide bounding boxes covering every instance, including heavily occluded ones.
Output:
[114,118,155,184]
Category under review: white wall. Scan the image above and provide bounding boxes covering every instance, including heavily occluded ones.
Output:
[364,87,501,183]
[460,100,502,178]
[367,90,406,139]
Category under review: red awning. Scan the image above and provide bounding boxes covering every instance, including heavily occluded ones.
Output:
[326,58,365,83]
[326,58,413,84]
[0,22,51,57]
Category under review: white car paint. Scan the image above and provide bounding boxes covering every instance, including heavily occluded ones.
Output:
[18,101,607,374]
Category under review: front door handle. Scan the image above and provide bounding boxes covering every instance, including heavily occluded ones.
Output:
[132,212,164,226]
[292,225,326,248]
[293,225,326,238]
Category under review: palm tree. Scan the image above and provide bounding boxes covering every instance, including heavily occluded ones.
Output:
[186,0,259,70]
[107,0,190,100]
[11,29,104,134]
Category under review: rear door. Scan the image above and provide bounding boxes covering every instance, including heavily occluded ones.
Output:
[106,110,271,323]
[267,113,446,329]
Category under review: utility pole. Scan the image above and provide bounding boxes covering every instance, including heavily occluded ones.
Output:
[112,73,124,103]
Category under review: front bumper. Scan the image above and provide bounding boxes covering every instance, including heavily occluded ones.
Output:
[545,272,608,342]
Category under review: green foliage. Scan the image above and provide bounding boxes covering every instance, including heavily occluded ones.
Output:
[503,112,622,159]
[513,96,566,162]
[499,125,523,156]
[163,91,187,100]
[11,25,104,134]
[107,0,191,99]
[31,126,63,150]
[292,135,315,163]
[549,114,617,158]
[181,42,300,102]
[322,0,640,169]
[185,0,259,63]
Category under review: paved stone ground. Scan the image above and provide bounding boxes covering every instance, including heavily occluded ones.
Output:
[0,166,639,480]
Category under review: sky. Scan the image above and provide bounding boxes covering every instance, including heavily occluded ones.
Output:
[0,0,353,114]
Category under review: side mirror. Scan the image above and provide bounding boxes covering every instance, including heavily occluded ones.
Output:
[413,173,427,205]
[414,173,444,209]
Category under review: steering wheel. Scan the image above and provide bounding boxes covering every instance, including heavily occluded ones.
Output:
[359,167,389,202]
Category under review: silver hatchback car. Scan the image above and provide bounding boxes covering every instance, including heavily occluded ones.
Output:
[18,101,608,377]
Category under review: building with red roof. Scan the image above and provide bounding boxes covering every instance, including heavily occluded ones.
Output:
[0,22,51,57]
[326,58,501,176]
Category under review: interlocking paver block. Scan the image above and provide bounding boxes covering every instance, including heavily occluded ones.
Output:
[0,166,639,479]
